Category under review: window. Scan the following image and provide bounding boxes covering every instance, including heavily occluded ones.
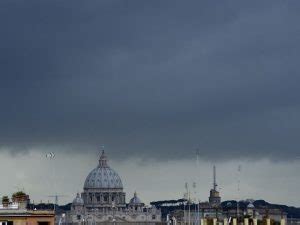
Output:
[96,196,100,202]
[77,215,81,220]
[152,215,156,220]
[7,222,13,225]
[104,195,108,202]
[38,222,49,225]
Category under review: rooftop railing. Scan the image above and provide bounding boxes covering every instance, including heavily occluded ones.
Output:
[0,203,19,210]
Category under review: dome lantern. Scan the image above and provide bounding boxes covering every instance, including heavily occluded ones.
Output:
[99,150,108,167]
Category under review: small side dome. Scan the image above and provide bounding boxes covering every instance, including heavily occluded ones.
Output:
[129,192,144,205]
[73,193,84,205]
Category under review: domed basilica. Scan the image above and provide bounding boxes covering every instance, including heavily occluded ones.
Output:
[66,151,161,224]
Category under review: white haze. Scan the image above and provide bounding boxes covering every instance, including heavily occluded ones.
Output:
[0,150,299,207]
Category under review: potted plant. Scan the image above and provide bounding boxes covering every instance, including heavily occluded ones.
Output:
[2,196,9,207]
[12,191,28,203]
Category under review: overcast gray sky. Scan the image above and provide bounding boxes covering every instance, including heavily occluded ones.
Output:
[0,0,300,206]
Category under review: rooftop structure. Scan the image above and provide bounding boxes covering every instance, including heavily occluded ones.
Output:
[0,194,54,225]
[208,165,221,207]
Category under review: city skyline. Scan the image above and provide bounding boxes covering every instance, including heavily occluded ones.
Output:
[1,149,299,207]
[0,0,300,207]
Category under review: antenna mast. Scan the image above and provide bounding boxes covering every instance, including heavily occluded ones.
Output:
[213,165,217,191]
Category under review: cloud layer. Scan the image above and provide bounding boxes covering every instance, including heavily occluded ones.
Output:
[0,1,300,161]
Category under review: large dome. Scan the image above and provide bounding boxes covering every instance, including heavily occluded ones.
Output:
[84,151,123,189]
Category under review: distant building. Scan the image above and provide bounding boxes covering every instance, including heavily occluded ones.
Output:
[0,193,54,225]
[166,166,223,224]
[173,205,223,224]
[224,201,287,223]
[65,150,161,224]
[287,218,300,225]
[247,203,287,223]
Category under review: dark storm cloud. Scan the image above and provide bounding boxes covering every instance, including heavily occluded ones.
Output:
[0,0,300,160]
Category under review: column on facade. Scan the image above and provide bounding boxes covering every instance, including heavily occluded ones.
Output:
[253,218,257,225]
[93,193,96,204]
[232,218,237,225]
[223,218,228,225]
[108,192,111,204]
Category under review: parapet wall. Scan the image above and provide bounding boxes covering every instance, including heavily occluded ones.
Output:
[63,223,165,225]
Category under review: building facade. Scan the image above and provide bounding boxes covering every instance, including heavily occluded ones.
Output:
[0,195,54,225]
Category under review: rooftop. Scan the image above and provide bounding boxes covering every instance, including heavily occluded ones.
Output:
[0,203,54,216]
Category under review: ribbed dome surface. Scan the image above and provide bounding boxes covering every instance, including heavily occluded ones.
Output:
[83,150,123,189]
[84,167,123,189]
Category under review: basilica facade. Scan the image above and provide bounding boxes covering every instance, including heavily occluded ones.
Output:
[66,151,161,224]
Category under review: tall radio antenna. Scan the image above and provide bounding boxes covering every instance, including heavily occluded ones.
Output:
[213,165,218,191]
[195,149,200,167]
[237,164,242,218]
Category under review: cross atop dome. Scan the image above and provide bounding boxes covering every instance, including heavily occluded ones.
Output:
[99,149,108,167]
